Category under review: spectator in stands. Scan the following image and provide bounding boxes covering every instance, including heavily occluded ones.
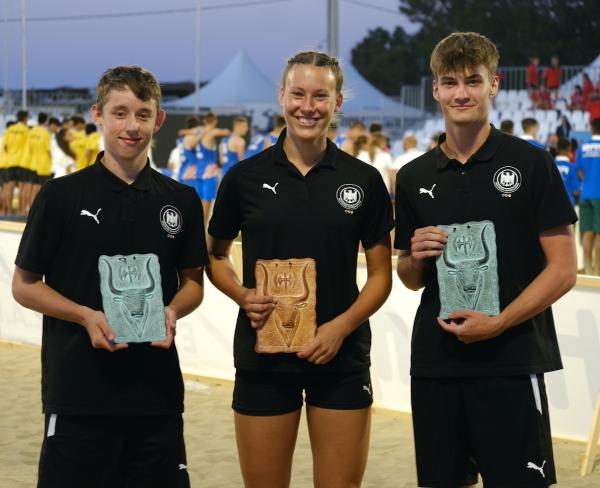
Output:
[340,120,366,154]
[576,117,600,275]
[585,90,600,124]
[554,138,580,207]
[500,119,514,134]
[390,133,424,196]
[544,56,561,101]
[569,85,585,110]
[556,115,571,140]
[526,56,540,101]
[583,73,594,105]
[547,133,559,158]
[520,118,545,150]
[533,85,553,110]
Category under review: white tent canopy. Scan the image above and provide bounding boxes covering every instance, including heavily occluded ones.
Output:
[165,50,279,109]
[340,61,423,119]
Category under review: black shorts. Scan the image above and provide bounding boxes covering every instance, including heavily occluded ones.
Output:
[411,375,555,488]
[0,168,6,184]
[7,166,19,181]
[37,174,54,186]
[233,368,373,416]
[24,168,38,183]
[38,414,190,488]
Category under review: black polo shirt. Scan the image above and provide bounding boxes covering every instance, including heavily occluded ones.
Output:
[209,129,394,373]
[15,153,208,415]
[394,126,577,378]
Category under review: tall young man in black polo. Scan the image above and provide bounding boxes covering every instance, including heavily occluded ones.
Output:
[12,66,207,488]
[394,32,577,487]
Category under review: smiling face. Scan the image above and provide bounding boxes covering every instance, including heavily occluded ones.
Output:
[433,65,498,128]
[279,64,343,144]
[91,86,165,166]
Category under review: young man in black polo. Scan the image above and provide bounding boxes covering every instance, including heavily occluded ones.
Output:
[394,32,577,487]
[12,66,207,488]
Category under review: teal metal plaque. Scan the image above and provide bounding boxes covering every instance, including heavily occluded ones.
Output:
[435,220,500,319]
[98,253,166,343]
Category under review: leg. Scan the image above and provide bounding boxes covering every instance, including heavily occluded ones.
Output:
[235,410,301,488]
[201,199,211,226]
[594,233,600,275]
[582,231,594,274]
[306,406,371,488]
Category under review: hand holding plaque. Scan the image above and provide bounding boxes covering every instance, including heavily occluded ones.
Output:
[254,258,317,353]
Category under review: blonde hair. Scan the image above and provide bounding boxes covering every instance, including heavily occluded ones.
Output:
[281,51,344,93]
[430,32,499,81]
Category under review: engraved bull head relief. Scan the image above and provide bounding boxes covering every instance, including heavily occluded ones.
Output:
[442,225,490,310]
[259,262,309,343]
[255,258,317,353]
[106,256,155,336]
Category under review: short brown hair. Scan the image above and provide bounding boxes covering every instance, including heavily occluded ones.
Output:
[281,51,343,94]
[430,32,499,81]
[234,116,248,125]
[95,65,161,112]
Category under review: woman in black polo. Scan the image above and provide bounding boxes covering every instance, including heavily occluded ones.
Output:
[208,51,393,487]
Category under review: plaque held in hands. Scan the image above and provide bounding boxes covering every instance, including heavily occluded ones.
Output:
[98,253,167,344]
[254,258,317,353]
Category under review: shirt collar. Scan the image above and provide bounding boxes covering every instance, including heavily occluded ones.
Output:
[92,151,153,192]
[272,128,338,170]
[435,125,503,170]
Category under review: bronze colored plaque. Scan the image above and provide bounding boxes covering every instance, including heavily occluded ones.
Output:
[254,258,317,353]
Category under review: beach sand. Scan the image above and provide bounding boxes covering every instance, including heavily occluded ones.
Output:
[1,343,599,487]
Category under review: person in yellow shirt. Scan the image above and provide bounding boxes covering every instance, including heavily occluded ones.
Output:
[26,113,52,209]
[1,110,29,215]
[84,123,101,167]
[0,121,15,214]
[69,115,88,171]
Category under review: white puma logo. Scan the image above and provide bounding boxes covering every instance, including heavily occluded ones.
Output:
[419,184,436,199]
[178,464,188,471]
[526,460,546,477]
[363,384,372,396]
[80,208,102,224]
[262,182,279,194]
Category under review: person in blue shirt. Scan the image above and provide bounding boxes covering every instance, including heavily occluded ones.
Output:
[576,117,600,274]
[554,138,580,206]
[219,116,248,177]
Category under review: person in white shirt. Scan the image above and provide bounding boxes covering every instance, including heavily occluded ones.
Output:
[390,133,424,196]
[357,132,393,193]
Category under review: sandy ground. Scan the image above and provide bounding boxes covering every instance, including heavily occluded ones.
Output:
[1,343,599,487]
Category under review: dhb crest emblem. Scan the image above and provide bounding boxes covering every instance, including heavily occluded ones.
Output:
[160,205,183,235]
[336,184,364,212]
[493,166,522,194]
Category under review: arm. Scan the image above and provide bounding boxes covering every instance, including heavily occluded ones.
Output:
[12,266,127,352]
[438,224,577,344]
[151,266,205,349]
[183,132,203,150]
[234,137,246,161]
[298,234,392,365]
[206,237,276,328]
[396,226,448,290]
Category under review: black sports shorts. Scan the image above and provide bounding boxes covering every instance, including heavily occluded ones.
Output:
[233,368,373,416]
[411,374,556,487]
[38,414,190,488]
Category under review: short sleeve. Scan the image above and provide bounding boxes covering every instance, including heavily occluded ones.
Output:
[360,170,394,249]
[208,169,242,240]
[15,182,65,274]
[532,152,578,232]
[394,170,418,251]
[176,187,209,269]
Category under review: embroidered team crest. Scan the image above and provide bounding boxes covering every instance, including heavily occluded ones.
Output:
[160,205,183,235]
[493,166,522,194]
[336,184,364,212]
